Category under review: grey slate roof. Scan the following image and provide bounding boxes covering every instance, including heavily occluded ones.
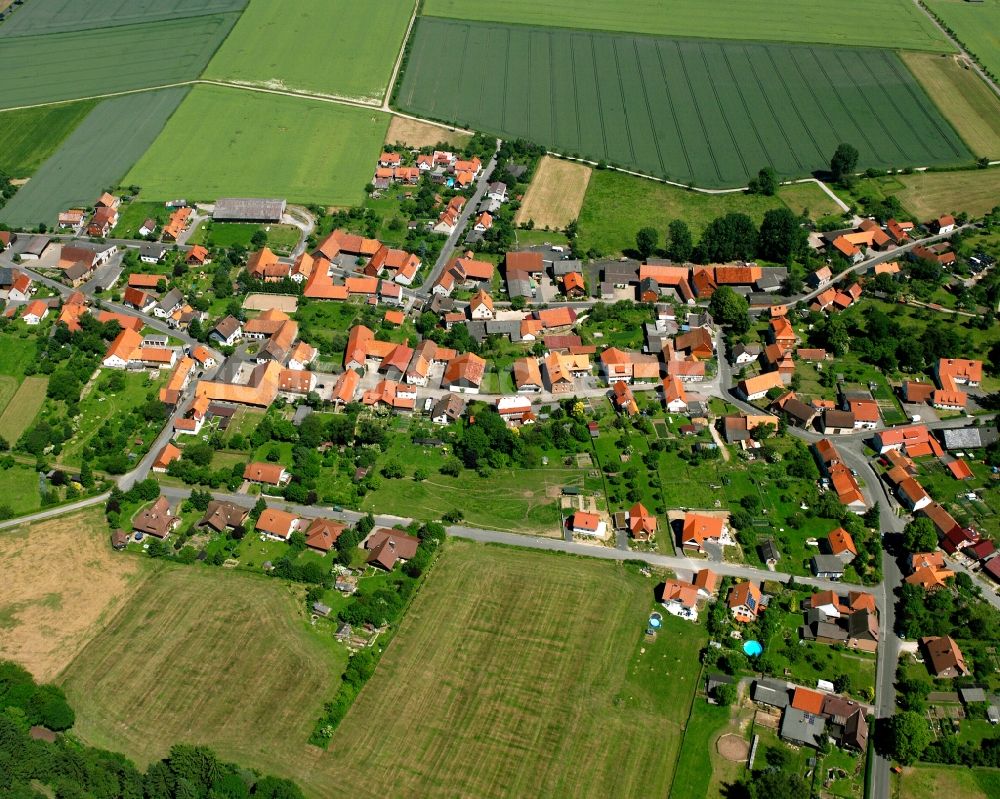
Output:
[752,679,790,708]
[213,197,285,222]
[812,554,845,576]
[943,426,999,450]
[781,707,827,748]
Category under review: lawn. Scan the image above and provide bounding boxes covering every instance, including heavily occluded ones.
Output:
[894,764,999,799]
[223,407,266,443]
[0,464,41,516]
[0,88,188,229]
[0,507,147,681]
[321,540,702,798]
[422,0,952,51]
[0,376,48,444]
[901,52,1000,158]
[396,20,969,188]
[672,700,743,799]
[188,221,301,254]
[59,564,347,790]
[362,459,588,535]
[0,0,246,37]
[777,181,845,219]
[514,156,592,230]
[204,0,413,102]
[0,15,238,110]
[0,100,95,176]
[925,0,1000,81]
[0,334,38,379]
[577,170,783,256]
[113,201,170,240]
[125,85,389,206]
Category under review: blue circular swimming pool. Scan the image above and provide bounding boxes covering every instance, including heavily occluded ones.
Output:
[743,640,763,657]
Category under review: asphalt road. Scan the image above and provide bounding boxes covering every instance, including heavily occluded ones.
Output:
[417,142,500,296]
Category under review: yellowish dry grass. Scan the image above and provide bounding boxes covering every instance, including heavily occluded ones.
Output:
[0,507,147,681]
[902,52,1000,158]
[516,156,592,230]
[385,115,471,148]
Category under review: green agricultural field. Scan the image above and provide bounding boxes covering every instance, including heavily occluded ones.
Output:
[846,168,1000,221]
[0,100,95,176]
[0,335,38,381]
[59,565,347,793]
[0,88,187,229]
[321,540,704,798]
[423,0,953,51]
[396,20,970,188]
[205,0,413,102]
[926,0,1000,80]
[0,15,238,110]
[576,171,783,256]
[125,85,389,206]
[0,0,246,37]
[0,376,48,445]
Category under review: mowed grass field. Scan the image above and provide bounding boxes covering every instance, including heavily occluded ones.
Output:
[0,15,238,110]
[0,376,48,445]
[926,0,1000,80]
[321,540,705,798]
[0,0,246,37]
[423,0,952,51]
[0,88,188,229]
[59,565,346,784]
[125,85,389,206]
[902,52,1000,157]
[0,100,95,175]
[204,0,413,102]
[515,155,592,229]
[576,171,784,256]
[0,507,147,681]
[892,169,1000,219]
[361,465,586,536]
[396,20,970,188]
[894,765,1000,799]
[777,180,845,219]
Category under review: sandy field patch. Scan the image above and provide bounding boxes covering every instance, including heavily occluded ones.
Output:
[0,507,147,681]
[385,115,470,148]
[716,733,750,762]
[516,156,592,230]
[242,293,299,312]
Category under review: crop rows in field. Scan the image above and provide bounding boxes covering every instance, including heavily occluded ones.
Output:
[0,88,188,229]
[0,0,247,37]
[396,19,971,188]
[423,0,954,52]
[0,14,239,109]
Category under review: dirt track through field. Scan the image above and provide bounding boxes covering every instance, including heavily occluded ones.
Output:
[0,507,147,681]
[516,156,592,229]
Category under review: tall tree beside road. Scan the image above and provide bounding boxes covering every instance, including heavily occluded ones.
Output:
[902,517,938,552]
[887,711,933,765]
[830,143,859,184]
[667,219,693,262]
[757,207,808,263]
[747,166,778,196]
[709,286,750,334]
[635,226,659,259]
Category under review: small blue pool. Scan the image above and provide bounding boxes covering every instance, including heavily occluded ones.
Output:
[743,640,763,657]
